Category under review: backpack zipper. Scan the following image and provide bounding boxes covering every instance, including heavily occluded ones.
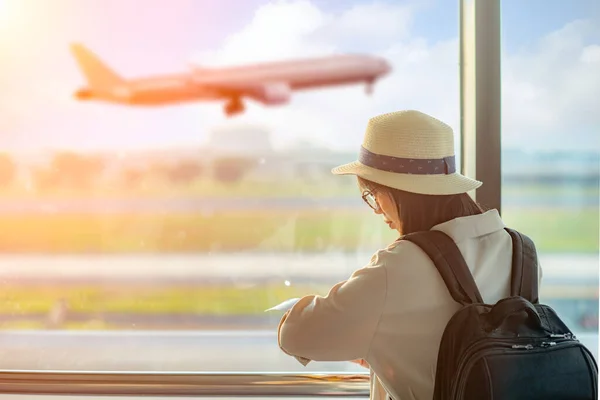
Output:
[449,333,577,387]
[451,339,583,399]
[549,333,575,339]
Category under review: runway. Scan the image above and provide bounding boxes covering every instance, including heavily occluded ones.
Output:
[0,252,596,284]
[0,330,364,372]
[0,330,596,372]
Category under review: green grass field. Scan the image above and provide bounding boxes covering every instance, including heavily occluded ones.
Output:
[501,207,599,253]
[0,280,595,330]
[0,207,596,253]
[0,283,322,330]
[0,283,319,315]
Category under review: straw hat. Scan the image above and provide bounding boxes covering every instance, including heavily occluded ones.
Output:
[332,110,482,195]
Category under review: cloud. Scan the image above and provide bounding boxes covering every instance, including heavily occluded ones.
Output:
[309,2,414,49]
[194,1,414,65]
[194,0,598,152]
[194,1,333,65]
[502,20,600,151]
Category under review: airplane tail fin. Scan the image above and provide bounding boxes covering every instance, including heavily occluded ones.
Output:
[70,43,124,88]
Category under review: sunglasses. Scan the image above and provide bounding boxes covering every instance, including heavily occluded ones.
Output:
[361,189,379,211]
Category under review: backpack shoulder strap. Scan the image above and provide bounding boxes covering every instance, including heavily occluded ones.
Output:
[504,228,539,304]
[401,230,483,306]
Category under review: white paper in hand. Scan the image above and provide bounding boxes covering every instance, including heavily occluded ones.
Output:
[265,298,301,312]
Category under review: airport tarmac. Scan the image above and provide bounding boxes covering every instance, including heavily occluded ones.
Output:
[0,330,596,372]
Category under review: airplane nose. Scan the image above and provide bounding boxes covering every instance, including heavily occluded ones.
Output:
[379,59,392,75]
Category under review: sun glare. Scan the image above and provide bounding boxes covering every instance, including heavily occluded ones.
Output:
[0,0,23,30]
[0,0,11,28]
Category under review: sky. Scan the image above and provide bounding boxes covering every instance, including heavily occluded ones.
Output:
[0,0,598,153]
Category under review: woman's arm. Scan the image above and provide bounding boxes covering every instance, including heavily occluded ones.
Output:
[278,264,387,363]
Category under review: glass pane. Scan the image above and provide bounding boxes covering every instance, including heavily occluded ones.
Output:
[0,0,460,372]
[500,1,599,359]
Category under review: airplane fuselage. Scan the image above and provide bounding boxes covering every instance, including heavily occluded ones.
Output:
[75,55,390,107]
[75,74,220,106]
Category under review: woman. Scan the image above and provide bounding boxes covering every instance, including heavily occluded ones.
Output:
[277,110,532,400]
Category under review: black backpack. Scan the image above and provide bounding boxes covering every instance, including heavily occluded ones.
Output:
[400,228,598,400]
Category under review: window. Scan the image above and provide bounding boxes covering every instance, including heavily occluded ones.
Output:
[499,1,599,359]
[0,0,461,373]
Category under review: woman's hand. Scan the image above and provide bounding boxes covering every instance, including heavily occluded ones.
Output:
[351,359,370,369]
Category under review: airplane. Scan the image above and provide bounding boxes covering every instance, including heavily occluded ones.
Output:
[69,43,392,117]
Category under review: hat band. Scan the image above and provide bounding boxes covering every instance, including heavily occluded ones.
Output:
[359,146,456,175]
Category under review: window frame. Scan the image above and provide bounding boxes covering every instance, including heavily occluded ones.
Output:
[0,371,370,397]
[460,0,502,213]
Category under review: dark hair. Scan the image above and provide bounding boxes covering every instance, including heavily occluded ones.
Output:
[358,177,485,236]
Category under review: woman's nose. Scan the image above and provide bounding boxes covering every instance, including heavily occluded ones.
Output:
[374,207,382,214]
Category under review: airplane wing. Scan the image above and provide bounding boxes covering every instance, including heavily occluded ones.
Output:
[192,73,292,105]
[239,82,292,105]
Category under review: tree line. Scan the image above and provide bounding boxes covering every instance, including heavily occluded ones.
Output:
[1,151,595,192]
[0,152,261,191]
